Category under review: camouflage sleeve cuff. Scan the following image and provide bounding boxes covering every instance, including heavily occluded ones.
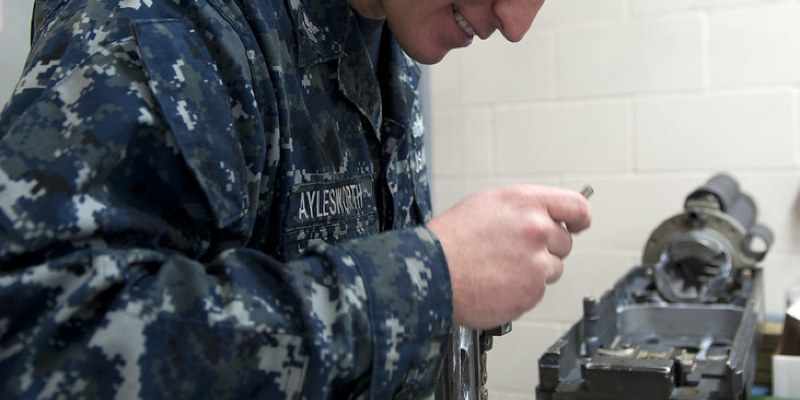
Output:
[337,226,453,398]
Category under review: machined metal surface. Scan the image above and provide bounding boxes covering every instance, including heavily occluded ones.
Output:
[436,327,481,400]
[536,174,771,400]
[643,174,772,303]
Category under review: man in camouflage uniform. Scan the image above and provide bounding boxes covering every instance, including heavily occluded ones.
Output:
[0,0,590,398]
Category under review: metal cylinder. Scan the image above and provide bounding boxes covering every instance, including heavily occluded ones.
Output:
[686,173,740,211]
[583,296,599,357]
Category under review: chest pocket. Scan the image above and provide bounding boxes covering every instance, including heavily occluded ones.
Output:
[280,176,379,260]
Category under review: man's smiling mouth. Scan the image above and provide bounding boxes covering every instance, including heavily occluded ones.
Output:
[452,5,476,37]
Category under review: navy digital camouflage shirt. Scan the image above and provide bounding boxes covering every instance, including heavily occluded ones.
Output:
[0,0,453,398]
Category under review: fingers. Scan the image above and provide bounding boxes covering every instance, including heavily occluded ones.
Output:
[516,185,586,257]
[536,187,592,233]
[540,223,568,282]
[545,256,564,284]
[547,222,572,259]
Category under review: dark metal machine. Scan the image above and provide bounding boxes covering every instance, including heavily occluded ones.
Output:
[536,174,773,400]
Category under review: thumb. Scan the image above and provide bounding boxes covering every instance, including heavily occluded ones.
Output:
[540,188,592,232]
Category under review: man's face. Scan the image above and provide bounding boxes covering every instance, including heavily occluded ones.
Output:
[382,0,546,64]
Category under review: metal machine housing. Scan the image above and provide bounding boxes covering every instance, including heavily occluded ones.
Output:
[536,174,771,400]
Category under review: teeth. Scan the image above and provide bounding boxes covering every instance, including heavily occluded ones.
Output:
[452,5,476,37]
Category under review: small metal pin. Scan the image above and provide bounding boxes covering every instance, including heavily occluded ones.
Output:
[580,185,594,199]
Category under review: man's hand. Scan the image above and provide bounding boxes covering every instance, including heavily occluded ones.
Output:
[427,185,592,329]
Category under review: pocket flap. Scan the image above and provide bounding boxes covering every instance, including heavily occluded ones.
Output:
[133,19,247,228]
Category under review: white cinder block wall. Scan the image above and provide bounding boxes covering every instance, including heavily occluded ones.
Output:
[2,1,800,398]
[429,0,800,398]
[0,1,32,104]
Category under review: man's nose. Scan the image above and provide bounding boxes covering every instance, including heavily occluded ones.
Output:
[494,0,544,42]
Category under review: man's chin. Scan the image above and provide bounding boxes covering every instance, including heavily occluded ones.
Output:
[405,48,449,65]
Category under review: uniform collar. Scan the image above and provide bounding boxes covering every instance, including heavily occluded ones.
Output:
[288,0,383,136]
[288,0,353,68]
[287,0,420,138]
[380,32,421,129]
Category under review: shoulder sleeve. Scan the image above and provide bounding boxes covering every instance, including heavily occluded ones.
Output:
[0,2,452,399]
